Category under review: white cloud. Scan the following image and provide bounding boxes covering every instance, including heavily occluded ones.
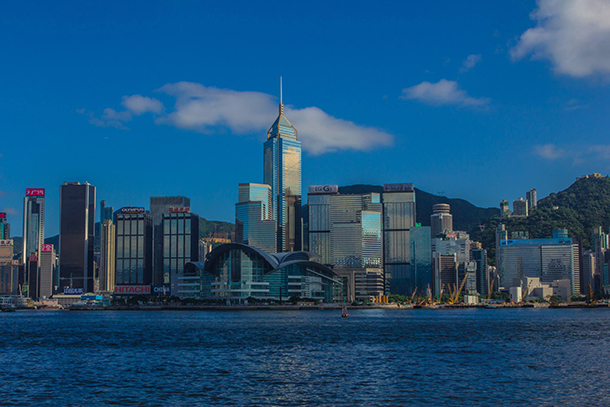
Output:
[534,144,565,160]
[121,95,164,115]
[85,82,394,155]
[400,79,490,107]
[511,0,610,78]
[460,54,482,72]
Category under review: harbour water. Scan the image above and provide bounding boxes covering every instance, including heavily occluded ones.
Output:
[1,308,609,406]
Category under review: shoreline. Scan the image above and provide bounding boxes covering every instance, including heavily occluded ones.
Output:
[12,302,610,312]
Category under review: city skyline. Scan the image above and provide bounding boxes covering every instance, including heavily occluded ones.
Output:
[2,1,610,237]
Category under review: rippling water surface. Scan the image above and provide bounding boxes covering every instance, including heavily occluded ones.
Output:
[1,308,610,406]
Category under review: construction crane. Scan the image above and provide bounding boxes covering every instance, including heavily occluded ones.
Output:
[522,280,533,303]
[449,273,469,304]
[410,287,418,304]
[487,279,495,301]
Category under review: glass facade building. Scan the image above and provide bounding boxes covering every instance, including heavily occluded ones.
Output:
[150,196,191,286]
[263,100,302,253]
[382,184,416,295]
[115,210,153,286]
[0,212,9,239]
[99,220,116,292]
[471,248,488,296]
[23,191,45,298]
[59,182,96,293]
[410,225,432,295]
[235,183,277,253]
[162,212,200,296]
[497,233,580,294]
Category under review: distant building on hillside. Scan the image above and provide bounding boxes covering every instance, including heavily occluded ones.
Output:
[513,197,528,217]
[526,189,537,211]
[500,200,511,217]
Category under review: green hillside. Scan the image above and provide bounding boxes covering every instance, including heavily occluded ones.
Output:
[470,175,610,264]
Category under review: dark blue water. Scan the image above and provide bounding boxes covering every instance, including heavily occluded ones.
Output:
[1,308,609,406]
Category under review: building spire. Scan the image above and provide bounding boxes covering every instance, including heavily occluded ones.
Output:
[279,76,284,115]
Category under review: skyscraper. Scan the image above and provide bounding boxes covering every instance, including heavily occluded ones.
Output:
[100,200,114,224]
[162,208,200,297]
[59,182,96,293]
[0,212,9,239]
[235,183,277,253]
[263,79,302,252]
[23,188,45,298]
[382,183,416,295]
[430,204,453,238]
[150,196,191,285]
[526,188,537,211]
[114,207,153,288]
[410,224,432,295]
[39,244,56,299]
[99,219,116,292]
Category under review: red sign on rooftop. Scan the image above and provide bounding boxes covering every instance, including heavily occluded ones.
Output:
[41,244,53,253]
[169,206,190,213]
[26,188,45,197]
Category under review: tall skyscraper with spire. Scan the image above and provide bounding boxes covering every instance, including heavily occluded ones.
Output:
[263,78,302,252]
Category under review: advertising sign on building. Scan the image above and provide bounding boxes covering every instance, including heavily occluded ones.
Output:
[26,188,45,197]
[41,244,53,253]
[64,287,84,295]
[121,207,146,214]
[308,185,339,195]
[114,285,151,295]
[0,239,13,246]
[169,206,190,213]
[383,183,414,193]
[152,285,171,295]
[29,253,38,262]
[0,212,6,219]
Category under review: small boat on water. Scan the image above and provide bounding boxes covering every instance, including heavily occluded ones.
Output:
[341,305,349,318]
[1,304,16,312]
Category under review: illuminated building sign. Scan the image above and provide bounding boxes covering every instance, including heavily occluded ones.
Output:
[383,183,414,192]
[41,244,53,253]
[114,285,151,295]
[308,185,339,195]
[169,207,190,213]
[26,188,45,197]
[121,207,146,214]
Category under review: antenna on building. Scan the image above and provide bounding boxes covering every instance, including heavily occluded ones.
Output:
[280,76,283,105]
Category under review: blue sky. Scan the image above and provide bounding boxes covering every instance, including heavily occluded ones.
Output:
[2,0,610,236]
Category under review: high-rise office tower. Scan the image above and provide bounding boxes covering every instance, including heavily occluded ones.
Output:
[39,244,56,298]
[430,204,453,238]
[513,197,528,217]
[114,207,153,288]
[308,187,383,269]
[526,188,537,211]
[23,188,45,298]
[59,182,96,292]
[410,225,432,295]
[150,196,191,285]
[0,239,16,295]
[100,200,114,223]
[263,79,302,252]
[235,183,277,253]
[162,208,200,296]
[99,219,116,292]
[0,212,9,239]
[471,248,488,296]
[382,183,416,295]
